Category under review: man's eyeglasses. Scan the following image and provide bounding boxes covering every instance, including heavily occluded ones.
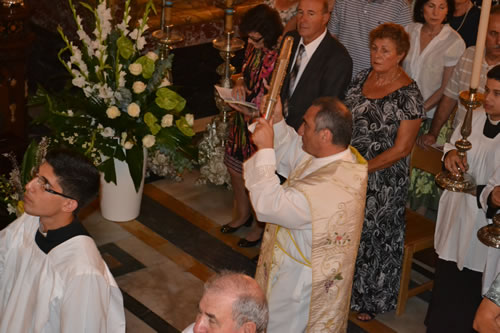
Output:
[30,169,76,200]
[248,35,263,43]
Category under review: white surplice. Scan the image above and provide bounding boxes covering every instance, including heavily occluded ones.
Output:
[0,214,125,333]
[435,108,500,293]
[244,120,355,332]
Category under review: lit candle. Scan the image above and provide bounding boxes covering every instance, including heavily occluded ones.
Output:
[470,0,492,89]
[165,1,173,26]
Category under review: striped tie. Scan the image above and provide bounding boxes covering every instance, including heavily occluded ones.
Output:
[288,44,305,98]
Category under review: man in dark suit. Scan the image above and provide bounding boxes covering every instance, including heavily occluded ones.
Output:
[282,0,352,130]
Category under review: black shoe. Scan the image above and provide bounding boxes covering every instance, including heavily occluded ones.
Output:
[220,216,253,234]
[237,237,262,248]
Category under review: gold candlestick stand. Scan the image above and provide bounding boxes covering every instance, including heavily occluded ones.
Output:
[435,88,481,192]
[151,0,183,84]
[197,4,244,188]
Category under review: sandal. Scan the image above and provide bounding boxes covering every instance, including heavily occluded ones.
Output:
[357,311,376,322]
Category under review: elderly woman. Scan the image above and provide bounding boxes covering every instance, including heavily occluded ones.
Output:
[404,0,465,213]
[220,5,283,247]
[344,23,424,321]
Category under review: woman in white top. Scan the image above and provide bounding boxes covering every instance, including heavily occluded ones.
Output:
[403,0,465,212]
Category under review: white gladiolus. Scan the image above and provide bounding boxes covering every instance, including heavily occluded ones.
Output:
[161,114,173,127]
[118,71,126,87]
[185,113,194,126]
[72,76,85,88]
[123,141,134,149]
[67,110,74,117]
[127,103,141,117]
[106,106,121,119]
[132,81,146,94]
[129,63,142,75]
[136,36,146,50]
[142,134,156,148]
[146,52,158,62]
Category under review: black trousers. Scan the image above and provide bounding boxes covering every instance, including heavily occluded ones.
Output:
[425,258,483,333]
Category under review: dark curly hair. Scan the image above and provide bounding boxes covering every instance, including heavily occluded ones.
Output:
[370,23,410,58]
[413,0,455,24]
[239,4,284,49]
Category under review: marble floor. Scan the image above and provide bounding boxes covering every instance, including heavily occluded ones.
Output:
[81,170,432,333]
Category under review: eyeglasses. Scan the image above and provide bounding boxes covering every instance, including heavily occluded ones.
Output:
[248,35,263,43]
[30,169,76,200]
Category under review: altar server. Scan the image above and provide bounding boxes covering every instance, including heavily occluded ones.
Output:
[426,65,500,333]
[0,149,125,333]
[244,97,368,332]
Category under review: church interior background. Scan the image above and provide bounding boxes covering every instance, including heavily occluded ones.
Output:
[0,0,444,332]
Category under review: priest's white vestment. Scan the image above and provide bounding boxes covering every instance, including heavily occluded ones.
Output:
[0,213,126,333]
[244,119,368,332]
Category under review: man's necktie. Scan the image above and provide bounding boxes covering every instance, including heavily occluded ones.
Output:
[288,44,305,98]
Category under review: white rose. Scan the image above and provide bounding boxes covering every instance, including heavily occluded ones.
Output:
[67,110,74,117]
[129,63,142,76]
[123,141,134,150]
[161,114,173,127]
[142,134,156,148]
[132,81,146,94]
[106,106,121,119]
[127,103,141,117]
[146,51,159,62]
[185,113,194,126]
[159,77,171,87]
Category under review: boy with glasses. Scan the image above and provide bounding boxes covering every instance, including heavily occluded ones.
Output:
[0,149,125,332]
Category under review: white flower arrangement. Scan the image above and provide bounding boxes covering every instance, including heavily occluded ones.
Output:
[31,0,196,191]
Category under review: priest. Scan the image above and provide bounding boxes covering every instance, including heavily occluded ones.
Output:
[426,65,500,333]
[244,96,368,332]
[0,149,125,332]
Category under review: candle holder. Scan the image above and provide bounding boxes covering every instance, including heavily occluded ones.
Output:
[435,88,482,192]
[478,214,500,248]
[212,4,244,137]
[151,0,183,84]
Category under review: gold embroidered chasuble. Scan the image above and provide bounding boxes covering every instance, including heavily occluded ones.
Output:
[255,146,368,332]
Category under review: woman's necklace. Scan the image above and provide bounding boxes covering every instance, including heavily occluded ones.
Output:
[373,68,402,87]
[455,1,472,32]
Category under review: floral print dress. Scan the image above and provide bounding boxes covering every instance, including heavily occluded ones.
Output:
[224,43,278,173]
[344,69,425,314]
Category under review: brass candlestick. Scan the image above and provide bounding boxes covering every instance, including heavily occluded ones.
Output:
[478,214,500,248]
[435,88,482,192]
[152,0,183,84]
[213,6,244,124]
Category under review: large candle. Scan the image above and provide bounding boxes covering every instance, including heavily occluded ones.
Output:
[226,0,233,8]
[165,1,173,26]
[470,0,492,89]
[225,8,233,32]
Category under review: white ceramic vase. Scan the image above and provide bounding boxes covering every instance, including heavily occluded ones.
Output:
[100,150,147,222]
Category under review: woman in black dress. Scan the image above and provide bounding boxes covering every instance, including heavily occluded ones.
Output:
[343,23,425,321]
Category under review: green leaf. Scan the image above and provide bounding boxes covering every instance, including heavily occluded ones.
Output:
[135,56,155,79]
[98,157,117,185]
[155,87,186,113]
[114,146,126,161]
[175,117,195,137]
[20,140,39,186]
[126,146,144,192]
[117,35,134,60]
[144,112,161,135]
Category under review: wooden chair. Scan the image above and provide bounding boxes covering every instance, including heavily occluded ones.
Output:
[396,144,443,316]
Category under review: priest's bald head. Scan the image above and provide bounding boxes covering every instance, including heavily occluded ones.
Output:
[190,271,268,333]
[23,148,99,232]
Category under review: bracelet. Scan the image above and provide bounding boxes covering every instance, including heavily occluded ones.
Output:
[236,77,245,82]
